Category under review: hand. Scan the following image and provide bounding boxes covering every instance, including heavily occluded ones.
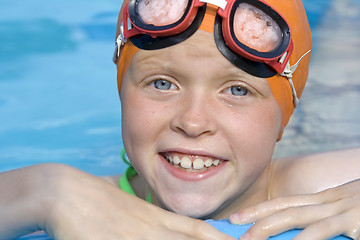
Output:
[33,164,234,240]
[229,179,360,240]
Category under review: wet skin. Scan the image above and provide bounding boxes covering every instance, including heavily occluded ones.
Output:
[120,30,282,219]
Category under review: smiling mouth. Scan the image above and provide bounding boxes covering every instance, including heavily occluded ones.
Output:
[161,153,225,173]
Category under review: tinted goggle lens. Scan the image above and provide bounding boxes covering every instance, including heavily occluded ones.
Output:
[233,3,282,53]
[137,0,189,26]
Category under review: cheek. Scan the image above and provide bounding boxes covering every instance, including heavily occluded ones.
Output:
[121,92,156,148]
[121,89,171,170]
[122,100,154,137]
[247,104,281,149]
[121,95,153,173]
[227,100,281,178]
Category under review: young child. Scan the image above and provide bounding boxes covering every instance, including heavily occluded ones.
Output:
[1,0,360,239]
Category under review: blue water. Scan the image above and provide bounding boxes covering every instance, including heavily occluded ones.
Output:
[0,0,124,175]
[1,0,360,176]
[275,0,360,157]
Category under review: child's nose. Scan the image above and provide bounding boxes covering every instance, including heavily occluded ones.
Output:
[170,93,217,138]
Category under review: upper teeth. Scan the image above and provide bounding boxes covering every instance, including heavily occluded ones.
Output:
[167,155,221,170]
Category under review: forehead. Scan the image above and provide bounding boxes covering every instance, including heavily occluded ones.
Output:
[123,30,271,96]
[129,30,261,79]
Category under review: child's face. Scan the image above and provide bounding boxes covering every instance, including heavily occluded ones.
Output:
[120,30,282,218]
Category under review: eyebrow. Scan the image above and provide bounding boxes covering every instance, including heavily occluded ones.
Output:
[131,51,171,71]
[130,48,268,87]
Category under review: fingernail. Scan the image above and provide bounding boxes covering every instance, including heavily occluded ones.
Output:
[230,213,245,224]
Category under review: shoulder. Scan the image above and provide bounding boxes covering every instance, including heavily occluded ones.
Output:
[102,175,121,186]
[270,147,360,197]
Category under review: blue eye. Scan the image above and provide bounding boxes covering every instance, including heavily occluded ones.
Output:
[151,79,173,90]
[230,86,249,96]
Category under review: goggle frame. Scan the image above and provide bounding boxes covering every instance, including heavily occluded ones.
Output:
[121,0,294,77]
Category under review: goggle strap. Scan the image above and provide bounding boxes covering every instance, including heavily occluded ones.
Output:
[288,77,299,107]
[113,23,128,64]
[281,50,311,108]
[281,50,311,78]
[279,52,288,65]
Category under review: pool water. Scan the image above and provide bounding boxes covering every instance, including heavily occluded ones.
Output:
[275,0,360,157]
[1,0,360,176]
[0,0,124,175]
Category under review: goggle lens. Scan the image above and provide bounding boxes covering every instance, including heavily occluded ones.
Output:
[233,3,282,53]
[137,0,189,26]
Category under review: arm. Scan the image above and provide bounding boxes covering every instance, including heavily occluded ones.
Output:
[0,164,234,240]
[0,164,53,239]
[231,147,360,240]
[272,147,360,196]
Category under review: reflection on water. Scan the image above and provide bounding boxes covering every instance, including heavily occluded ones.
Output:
[0,0,124,175]
[0,19,76,61]
[0,19,77,82]
[0,0,359,174]
[275,0,360,157]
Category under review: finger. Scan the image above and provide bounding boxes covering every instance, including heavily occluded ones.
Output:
[230,194,322,225]
[294,210,360,240]
[160,229,222,240]
[162,212,236,240]
[238,203,339,240]
[183,219,236,240]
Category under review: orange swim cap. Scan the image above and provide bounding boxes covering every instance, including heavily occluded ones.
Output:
[114,0,312,139]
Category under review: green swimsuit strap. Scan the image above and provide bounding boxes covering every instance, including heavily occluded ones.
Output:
[119,149,152,203]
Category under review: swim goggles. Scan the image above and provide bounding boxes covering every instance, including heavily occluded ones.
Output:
[115,0,294,78]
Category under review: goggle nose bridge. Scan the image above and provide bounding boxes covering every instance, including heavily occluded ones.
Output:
[198,0,228,10]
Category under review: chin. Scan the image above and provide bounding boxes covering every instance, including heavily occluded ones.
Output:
[159,193,225,219]
[172,206,217,219]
